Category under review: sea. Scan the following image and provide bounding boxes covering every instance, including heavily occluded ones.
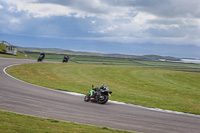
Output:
[180,59,200,64]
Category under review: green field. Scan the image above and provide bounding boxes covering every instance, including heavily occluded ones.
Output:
[24,52,200,71]
[7,62,200,114]
[0,110,132,133]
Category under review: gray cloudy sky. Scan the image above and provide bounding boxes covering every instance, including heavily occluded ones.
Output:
[1,0,200,58]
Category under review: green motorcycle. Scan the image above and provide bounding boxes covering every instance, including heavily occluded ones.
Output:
[84,85,112,104]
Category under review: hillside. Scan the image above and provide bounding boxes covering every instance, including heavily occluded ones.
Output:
[0,43,29,59]
[0,43,6,52]
[18,47,181,61]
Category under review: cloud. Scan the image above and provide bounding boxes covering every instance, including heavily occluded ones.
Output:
[133,0,200,18]
[97,0,200,46]
[0,4,3,9]
[1,0,200,47]
[91,20,96,24]
[2,0,130,19]
[36,0,131,18]
[2,0,77,18]
[10,17,20,24]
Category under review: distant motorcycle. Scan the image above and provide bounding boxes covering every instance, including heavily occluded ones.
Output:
[63,55,69,63]
[37,53,45,62]
[84,85,112,104]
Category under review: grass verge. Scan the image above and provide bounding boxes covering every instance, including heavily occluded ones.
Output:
[6,63,200,115]
[0,52,30,59]
[0,110,132,133]
[0,43,29,59]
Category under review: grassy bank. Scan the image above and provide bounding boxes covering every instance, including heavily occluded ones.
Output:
[7,63,200,114]
[0,52,29,59]
[0,43,29,59]
[0,110,132,133]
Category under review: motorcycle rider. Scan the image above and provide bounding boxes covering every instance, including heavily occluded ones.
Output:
[63,55,69,63]
[40,52,45,59]
[38,52,45,62]
[90,84,106,98]
[100,84,107,89]
[84,84,111,104]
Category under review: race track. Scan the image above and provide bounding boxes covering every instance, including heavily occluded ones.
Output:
[0,58,200,133]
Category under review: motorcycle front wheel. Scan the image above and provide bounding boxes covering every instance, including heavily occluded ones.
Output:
[98,95,108,104]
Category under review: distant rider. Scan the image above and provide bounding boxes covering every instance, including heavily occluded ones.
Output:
[40,52,45,59]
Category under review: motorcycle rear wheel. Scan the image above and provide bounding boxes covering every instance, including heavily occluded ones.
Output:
[98,95,108,104]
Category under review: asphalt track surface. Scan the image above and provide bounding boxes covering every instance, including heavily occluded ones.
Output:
[0,58,200,133]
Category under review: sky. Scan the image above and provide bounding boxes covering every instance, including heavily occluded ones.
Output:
[0,0,200,58]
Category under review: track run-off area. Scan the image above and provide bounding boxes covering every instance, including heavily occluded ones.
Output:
[0,58,200,133]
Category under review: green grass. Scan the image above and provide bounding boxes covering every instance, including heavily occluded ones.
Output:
[0,52,30,59]
[25,52,139,65]
[0,110,132,133]
[0,43,6,52]
[7,63,200,115]
[21,52,200,72]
